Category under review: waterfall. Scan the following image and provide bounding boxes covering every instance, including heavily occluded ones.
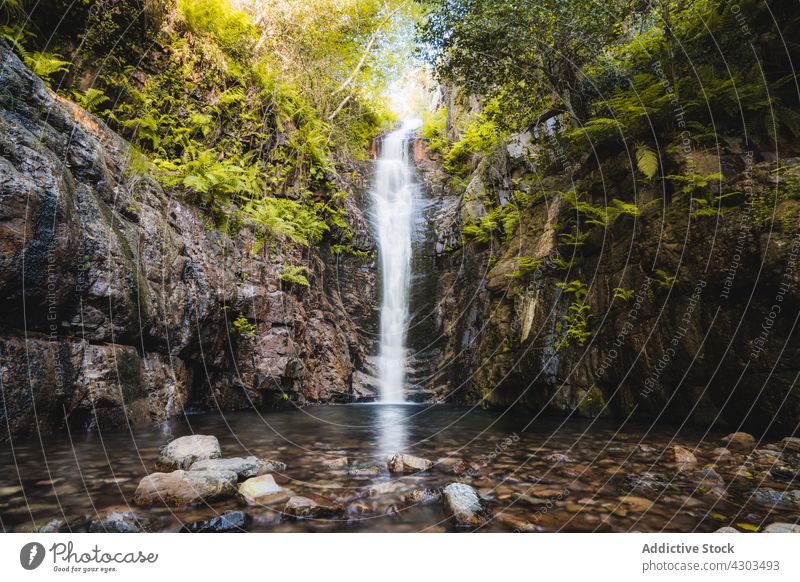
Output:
[372,120,420,403]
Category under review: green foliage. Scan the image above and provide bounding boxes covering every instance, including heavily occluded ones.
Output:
[653,269,677,289]
[555,280,591,349]
[245,196,330,253]
[444,116,499,175]
[71,87,110,113]
[178,0,256,55]
[612,287,635,302]
[509,256,542,280]
[635,143,658,180]
[419,106,448,152]
[231,314,256,337]
[278,264,310,286]
[24,51,69,86]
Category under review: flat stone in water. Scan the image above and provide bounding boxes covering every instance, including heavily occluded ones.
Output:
[189,456,284,480]
[238,474,293,506]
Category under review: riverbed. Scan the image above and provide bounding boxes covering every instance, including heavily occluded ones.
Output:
[1,405,797,532]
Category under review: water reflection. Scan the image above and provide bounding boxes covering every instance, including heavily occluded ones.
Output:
[375,404,409,459]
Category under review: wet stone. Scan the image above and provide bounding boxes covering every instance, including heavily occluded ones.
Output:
[387,453,433,474]
[442,483,488,527]
[404,489,442,505]
[89,511,147,533]
[133,470,237,507]
[157,435,222,471]
[189,456,284,480]
[238,474,293,506]
[182,510,252,533]
[283,496,343,519]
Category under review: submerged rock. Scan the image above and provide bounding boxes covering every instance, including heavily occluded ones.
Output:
[133,470,237,506]
[387,453,433,474]
[283,496,343,519]
[238,474,293,506]
[674,446,698,469]
[348,464,382,477]
[157,435,222,470]
[404,489,442,505]
[442,483,488,527]
[544,453,574,463]
[88,512,147,533]
[751,488,800,508]
[189,456,284,480]
[182,511,252,533]
[322,457,349,469]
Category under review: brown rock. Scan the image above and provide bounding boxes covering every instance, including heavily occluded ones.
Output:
[238,474,293,506]
[283,496,343,519]
[674,445,698,469]
[133,470,237,506]
[387,453,433,474]
[723,432,756,452]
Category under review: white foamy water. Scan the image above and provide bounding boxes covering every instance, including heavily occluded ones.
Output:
[372,120,420,403]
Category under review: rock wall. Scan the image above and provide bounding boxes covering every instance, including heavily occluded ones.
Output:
[412,126,800,436]
[0,42,379,440]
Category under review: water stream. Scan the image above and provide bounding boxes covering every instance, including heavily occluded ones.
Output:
[371,120,420,403]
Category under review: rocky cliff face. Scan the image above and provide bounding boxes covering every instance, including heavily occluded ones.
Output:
[0,42,379,440]
[412,127,800,436]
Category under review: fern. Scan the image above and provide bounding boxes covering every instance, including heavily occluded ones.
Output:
[613,287,635,302]
[73,87,109,113]
[635,142,658,180]
[279,264,310,286]
[25,51,70,86]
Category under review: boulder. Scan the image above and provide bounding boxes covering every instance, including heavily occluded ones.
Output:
[189,456,284,480]
[88,512,147,533]
[157,435,222,470]
[133,470,237,506]
[387,453,433,474]
[723,432,756,452]
[283,496,343,519]
[238,474,293,506]
[763,522,800,533]
[182,511,252,533]
[781,437,800,453]
[442,483,488,527]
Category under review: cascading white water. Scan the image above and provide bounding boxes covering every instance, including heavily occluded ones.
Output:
[372,120,420,403]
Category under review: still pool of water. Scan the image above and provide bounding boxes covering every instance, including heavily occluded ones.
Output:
[1,404,797,532]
